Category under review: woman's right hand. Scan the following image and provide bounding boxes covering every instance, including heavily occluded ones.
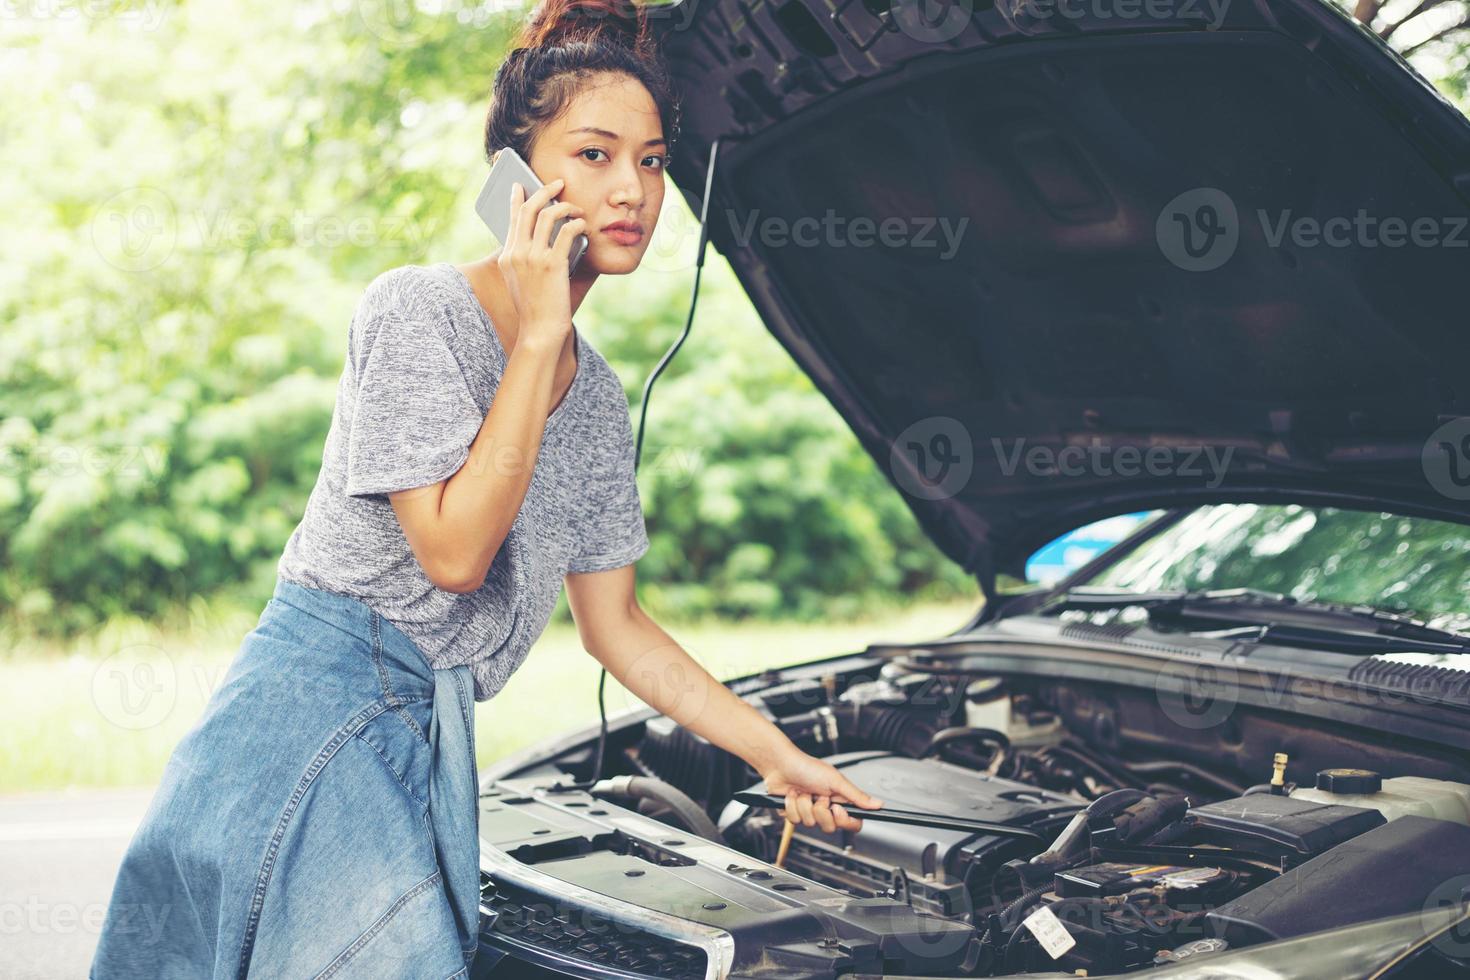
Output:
[497,177,587,351]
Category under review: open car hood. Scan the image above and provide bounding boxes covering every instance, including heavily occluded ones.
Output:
[653,0,1470,580]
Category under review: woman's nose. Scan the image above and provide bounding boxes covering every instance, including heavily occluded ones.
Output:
[609,163,644,209]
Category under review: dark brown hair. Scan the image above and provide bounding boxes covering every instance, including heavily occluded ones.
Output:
[484,0,680,167]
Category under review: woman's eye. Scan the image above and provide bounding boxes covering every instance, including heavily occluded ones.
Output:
[644,155,667,170]
[581,148,607,162]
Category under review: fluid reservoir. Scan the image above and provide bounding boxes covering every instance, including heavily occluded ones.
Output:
[1289,769,1470,826]
[963,676,1010,732]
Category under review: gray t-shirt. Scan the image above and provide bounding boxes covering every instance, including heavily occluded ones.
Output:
[276,261,650,702]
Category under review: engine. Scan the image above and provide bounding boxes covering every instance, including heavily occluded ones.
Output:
[619,664,1470,975]
[480,662,1470,977]
[718,751,1085,921]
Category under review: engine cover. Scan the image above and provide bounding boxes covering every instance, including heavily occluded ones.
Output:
[477,776,983,979]
[717,750,1084,920]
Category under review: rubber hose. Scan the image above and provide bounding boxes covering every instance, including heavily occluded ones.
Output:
[1124,759,1246,797]
[1086,787,1150,821]
[979,882,1052,954]
[592,775,726,844]
[999,883,1052,930]
[922,726,1010,759]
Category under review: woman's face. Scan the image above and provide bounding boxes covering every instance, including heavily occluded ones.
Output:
[525,72,668,278]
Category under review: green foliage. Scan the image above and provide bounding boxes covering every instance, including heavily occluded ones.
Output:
[583,264,976,622]
[1,0,972,640]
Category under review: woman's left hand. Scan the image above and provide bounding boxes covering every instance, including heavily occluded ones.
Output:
[760,747,884,833]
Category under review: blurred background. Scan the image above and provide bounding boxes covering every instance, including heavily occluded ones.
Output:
[1,0,1467,973]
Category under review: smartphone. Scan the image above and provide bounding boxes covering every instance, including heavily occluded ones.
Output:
[474,147,588,275]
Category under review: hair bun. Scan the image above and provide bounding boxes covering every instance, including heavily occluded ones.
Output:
[517,0,650,50]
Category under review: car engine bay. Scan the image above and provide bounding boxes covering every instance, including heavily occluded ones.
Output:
[476,657,1470,978]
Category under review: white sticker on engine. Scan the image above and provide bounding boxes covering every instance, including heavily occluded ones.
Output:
[1022,904,1077,961]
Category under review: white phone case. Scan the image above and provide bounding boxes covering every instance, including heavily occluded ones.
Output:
[474,147,589,274]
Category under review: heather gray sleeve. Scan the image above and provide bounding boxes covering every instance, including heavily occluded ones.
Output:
[344,309,484,499]
[567,397,650,573]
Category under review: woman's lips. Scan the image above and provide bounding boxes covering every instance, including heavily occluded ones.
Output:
[602,226,644,246]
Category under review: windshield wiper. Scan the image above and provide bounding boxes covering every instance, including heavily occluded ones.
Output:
[1047,587,1470,654]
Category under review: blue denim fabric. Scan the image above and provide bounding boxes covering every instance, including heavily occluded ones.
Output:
[90,578,481,979]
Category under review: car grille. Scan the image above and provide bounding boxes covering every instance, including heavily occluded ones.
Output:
[480,870,708,979]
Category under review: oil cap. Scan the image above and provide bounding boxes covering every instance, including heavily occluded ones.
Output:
[1315,768,1382,794]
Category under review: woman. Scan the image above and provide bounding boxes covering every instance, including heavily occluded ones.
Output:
[90,0,884,977]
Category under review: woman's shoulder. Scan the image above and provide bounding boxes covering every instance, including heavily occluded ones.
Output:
[356,262,462,327]
[347,263,501,375]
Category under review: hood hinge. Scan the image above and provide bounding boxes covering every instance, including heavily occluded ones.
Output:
[964,540,999,617]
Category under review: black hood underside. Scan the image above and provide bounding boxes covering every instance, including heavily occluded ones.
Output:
[654,0,1470,576]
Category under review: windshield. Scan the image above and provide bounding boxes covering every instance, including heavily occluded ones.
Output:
[1079,504,1470,634]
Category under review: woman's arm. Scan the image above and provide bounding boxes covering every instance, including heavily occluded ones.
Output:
[565,565,885,833]
[392,181,586,593]
[390,336,561,593]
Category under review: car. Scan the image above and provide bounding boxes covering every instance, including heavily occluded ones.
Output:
[468,0,1470,976]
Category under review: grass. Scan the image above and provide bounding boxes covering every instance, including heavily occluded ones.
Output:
[0,592,980,795]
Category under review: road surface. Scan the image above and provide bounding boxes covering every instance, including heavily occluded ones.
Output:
[0,788,155,980]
